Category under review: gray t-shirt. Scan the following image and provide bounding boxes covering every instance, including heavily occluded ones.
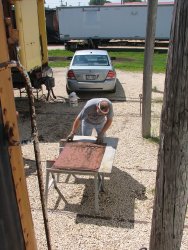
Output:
[78,98,114,124]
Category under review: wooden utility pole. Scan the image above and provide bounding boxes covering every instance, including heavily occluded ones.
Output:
[142,0,158,137]
[150,1,188,249]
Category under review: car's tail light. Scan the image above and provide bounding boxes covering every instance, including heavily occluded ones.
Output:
[67,70,75,79]
[106,70,116,79]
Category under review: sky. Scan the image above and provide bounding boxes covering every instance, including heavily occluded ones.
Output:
[45,0,174,8]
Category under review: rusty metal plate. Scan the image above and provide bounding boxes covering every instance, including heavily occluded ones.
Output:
[53,142,106,171]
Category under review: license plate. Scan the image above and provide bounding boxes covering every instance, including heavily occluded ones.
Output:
[86,75,96,80]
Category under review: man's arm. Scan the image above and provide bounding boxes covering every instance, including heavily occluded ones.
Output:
[96,118,113,144]
[71,116,81,134]
[101,118,113,134]
[67,116,81,141]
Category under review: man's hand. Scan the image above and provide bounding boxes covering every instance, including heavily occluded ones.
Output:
[66,132,75,142]
[96,132,104,144]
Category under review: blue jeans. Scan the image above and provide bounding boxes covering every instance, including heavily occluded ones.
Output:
[81,120,106,136]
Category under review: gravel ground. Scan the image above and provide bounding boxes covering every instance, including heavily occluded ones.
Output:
[14,69,188,250]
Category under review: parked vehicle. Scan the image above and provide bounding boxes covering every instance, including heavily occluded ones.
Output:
[66,50,116,94]
[57,2,174,49]
[45,8,61,44]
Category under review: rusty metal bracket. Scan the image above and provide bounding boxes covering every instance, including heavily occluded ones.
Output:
[5,17,19,45]
[0,61,9,70]
[4,121,20,146]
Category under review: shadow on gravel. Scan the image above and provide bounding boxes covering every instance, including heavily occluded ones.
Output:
[15,81,126,143]
[50,166,147,229]
[15,98,84,143]
[23,158,37,176]
[76,79,126,101]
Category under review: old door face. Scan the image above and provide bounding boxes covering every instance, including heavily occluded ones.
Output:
[0,102,25,250]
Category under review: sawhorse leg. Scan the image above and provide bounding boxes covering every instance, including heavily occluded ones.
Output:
[98,173,104,192]
[45,168,69,207]
[45,169,57,205]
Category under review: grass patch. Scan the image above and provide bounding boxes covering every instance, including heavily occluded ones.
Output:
[48,49,168,73]
[152,97,163,103]
[147,136,160,144]
[48,49,73,57]
[151,188,155,195]
[152,86,158,92]
[49,61,69,68]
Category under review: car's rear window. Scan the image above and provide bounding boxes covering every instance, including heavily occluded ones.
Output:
[72,55,109,66]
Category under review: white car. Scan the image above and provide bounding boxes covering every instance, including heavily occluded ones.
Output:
[66,50,116,94]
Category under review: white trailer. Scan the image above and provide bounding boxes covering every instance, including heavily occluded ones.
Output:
[57,3,174,42]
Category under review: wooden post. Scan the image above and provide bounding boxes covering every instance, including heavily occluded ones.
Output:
[150,1,188,249]
[142,0,158,137]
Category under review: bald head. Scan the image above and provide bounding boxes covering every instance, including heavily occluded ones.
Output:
[97,100,110,114]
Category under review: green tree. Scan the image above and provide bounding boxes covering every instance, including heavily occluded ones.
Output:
[89,0,109,5]
[123,0,142,2]
[89,0,141,5]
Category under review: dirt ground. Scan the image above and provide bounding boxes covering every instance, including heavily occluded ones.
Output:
[14,68,188,250]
